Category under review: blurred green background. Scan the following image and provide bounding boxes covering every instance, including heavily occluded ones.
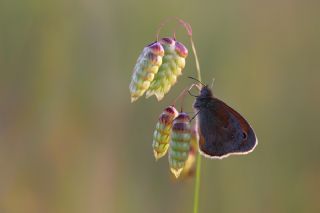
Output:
[1,0,320,212]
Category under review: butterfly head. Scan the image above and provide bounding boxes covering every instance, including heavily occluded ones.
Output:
[199,85,213,98]
[193,85,213,110]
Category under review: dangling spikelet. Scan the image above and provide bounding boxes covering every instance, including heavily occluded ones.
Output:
[152,106,178,160]
[180,126,199,178]
[146,38,188,101]
[168,112,191,178]
[129,42,164,102]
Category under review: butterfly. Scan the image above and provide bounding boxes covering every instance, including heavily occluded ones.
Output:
[191,79,258,159]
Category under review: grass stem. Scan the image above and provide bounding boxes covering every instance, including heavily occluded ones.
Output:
[189,36,202,213]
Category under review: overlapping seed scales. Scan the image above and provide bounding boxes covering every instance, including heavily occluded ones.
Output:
[129,42,164,102]
[146,38,188,101]
[152,106,178,160]
[168,112,191,178]
[180,127,199,178]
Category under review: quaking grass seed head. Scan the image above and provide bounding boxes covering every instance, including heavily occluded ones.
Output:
[152,106,178,160]
[129,41,164,102]
[168,112,191,178]
[146,38,188,101]
[180,127,199,178]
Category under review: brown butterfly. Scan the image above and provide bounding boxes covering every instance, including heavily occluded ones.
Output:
[191,79,258,159]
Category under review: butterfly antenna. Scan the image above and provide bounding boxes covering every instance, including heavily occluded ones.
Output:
[188,76,206,87]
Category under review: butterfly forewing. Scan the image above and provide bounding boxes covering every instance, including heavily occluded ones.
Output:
[194,86,257,159]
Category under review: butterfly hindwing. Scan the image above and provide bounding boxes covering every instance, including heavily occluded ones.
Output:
[194,86,257,159]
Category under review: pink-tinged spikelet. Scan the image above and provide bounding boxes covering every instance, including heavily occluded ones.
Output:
[152,106,179,160]
[129,42,164,102]
[180,127,199,178]
[168,112,191,178]
[146,38,188,101]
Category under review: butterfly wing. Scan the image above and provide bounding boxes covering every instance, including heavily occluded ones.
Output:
[197,97,257,159]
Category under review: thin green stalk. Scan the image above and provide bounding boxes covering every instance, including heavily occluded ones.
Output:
[193,154,201,213]
[189,36,202,213]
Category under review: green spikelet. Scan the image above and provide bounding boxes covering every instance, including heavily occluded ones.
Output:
[180,127,199,178]
[168,112,191,178]
[146,38,188,101]
[129,42,164,102]
[152,106,178,160]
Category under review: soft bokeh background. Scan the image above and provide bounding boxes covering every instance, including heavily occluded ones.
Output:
[1,0,319,212]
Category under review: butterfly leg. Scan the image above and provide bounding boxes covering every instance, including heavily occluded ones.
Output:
[187,83,200,97]
[187,90,198,97]
[189,110,200,122]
